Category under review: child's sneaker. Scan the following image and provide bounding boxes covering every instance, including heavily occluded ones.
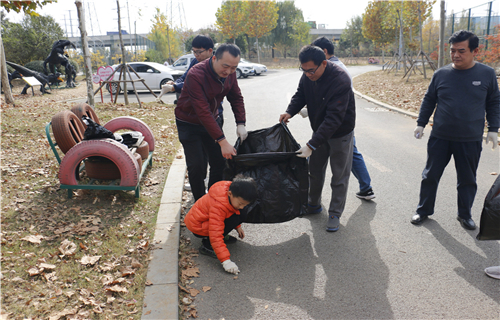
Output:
[356,188,375,200]
[199,239,217,259]
[224,235,237,244]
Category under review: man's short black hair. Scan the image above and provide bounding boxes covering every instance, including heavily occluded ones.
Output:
[192,35,214,50]
[312,36,334,55]
[449,30,479,51]
[214,43,241,60]
[229,174,258,203]
[299,45,326,66]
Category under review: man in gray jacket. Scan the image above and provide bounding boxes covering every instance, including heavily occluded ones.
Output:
[411,30,500,230]
[279,45,355,232]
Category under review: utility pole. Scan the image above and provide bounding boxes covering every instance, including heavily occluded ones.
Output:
[76,0,95,107]
[68,10,74,37]
[116,0,129,105]
[438,0,445,68]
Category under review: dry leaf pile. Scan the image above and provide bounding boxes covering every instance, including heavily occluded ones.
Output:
[353,68,433,113]
[1,84,180,319]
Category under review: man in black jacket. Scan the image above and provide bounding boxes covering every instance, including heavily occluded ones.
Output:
[279,45,355,232]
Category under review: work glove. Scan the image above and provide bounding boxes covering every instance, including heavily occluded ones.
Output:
[299,108,308,118]
[222,259,240,274]
[414,126,424,139]
[236,124,248,142]
[485,132,498,150]
[296,145,312,158]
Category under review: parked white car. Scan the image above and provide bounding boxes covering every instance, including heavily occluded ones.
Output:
[170,53,255,79]
[107,62,179,95]
[240,58,267,75]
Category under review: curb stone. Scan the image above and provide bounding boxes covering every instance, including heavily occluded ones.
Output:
[141,150,186,320]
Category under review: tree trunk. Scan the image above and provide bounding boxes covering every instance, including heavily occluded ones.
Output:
[256,37,260,64]
[0,37,14,105]
[116,0,129,105]
[438,0,445,68]
[75,0,95,107]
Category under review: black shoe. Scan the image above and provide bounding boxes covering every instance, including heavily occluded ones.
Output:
[356,188,375,200]
[199,245,217,259]
[224,235,237,244]
[306,204,322,215]
[199,238,217,259]
[457,216,476,230]
[411,213,428,225]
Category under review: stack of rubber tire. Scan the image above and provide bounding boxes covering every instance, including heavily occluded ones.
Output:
[51,103,155,187]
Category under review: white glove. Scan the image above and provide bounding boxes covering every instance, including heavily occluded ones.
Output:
[236,124,248,142]
[299,108,308,118]
[296,145,312,158]
[486,131,498,149]
[414,126,424,139]
[222,259,240,274]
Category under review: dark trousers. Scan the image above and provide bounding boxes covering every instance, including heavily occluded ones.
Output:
[417,137,482,219]
[176,118,225,201]
[193,209,248,241]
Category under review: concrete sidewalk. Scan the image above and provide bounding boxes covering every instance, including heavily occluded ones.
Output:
[140,88,420,319]
[141,152,186,319]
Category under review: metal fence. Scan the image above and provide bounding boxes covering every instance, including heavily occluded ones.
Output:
[445,0,499,49]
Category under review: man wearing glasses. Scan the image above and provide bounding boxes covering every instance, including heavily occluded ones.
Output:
[176,43,248,201]
[164,35,215,105]
[279,45,355,232]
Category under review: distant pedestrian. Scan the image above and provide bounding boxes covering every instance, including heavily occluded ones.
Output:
[312,36,375,200]
[184,175,258,274]
[411,30,500,230]
[280,45,355,232]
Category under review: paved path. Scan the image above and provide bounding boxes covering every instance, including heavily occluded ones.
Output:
[142,67,500,319]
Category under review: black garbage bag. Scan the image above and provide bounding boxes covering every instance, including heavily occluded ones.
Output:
[477,174,500,241]
[82,116,115,140]
[223,122,308,223]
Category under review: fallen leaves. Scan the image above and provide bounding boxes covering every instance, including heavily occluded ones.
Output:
[182,267,200,278]
[79,255,101,266]
[58,239,77,256]
[21,234,44,244]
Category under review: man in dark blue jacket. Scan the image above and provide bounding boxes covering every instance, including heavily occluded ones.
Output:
[411,30,500,230]
[279,45,355,232]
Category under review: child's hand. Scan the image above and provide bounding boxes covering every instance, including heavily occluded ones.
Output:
[236,226,245,239]
[222,259,240,274]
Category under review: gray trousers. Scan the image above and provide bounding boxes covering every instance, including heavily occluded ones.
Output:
[308,131,354,218]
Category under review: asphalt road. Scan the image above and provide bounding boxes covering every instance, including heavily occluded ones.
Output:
[182,67,500,319]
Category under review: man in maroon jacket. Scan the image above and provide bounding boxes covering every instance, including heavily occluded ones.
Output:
[175,43,248,201]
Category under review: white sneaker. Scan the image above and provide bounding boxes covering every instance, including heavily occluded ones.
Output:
[485,266,500,279]
[184,183,191,191]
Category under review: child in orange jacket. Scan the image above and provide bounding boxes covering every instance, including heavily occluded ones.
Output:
[184,175,257,274]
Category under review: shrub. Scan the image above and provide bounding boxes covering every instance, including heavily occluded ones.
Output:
[24,60,46,73]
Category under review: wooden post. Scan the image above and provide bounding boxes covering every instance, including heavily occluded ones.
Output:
[75,0,95,107]
[116,0,129,105]
[0,37,14,105]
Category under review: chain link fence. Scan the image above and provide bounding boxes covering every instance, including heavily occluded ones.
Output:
[445,0,499,47]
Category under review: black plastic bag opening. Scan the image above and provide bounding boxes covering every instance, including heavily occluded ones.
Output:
[223,122,308,223]
[477,174,500,241]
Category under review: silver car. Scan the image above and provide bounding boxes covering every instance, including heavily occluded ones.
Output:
[107,62,178,95]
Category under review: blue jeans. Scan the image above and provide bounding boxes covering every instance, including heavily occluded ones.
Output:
[351,136,372,192]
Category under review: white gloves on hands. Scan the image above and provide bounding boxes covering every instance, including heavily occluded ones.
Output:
[414,126,424,139]
[296,145,312,158]
[299,108,308,118]
[222,259,240,274]
[236,124,248,142]
[486,132,498,149]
